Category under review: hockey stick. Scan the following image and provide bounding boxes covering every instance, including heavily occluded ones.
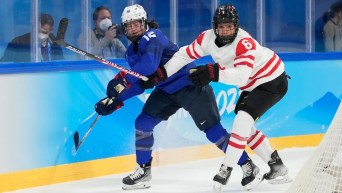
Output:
[49,18,148,81]
[73,114,101,151]
[73,96,123,153]
[52,18,148,153]
[72,114,100,153]
[56,18,68,41]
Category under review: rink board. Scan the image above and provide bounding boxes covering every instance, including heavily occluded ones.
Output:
[0,55,341,192]
[0,134,324,192]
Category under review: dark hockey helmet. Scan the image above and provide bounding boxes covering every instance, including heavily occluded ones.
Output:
[213,4,239,45]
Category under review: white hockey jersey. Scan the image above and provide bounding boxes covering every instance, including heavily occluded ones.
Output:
[164,28,285,91]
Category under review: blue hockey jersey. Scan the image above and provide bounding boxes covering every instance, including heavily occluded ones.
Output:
[118,28,196,102]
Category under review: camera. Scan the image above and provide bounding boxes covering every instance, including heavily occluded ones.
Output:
[108,24,124,37]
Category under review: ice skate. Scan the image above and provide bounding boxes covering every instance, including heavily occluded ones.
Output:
[240,158,263,190]
[213,164,233,192]
[264,150,293,184]
[122,160,152,190]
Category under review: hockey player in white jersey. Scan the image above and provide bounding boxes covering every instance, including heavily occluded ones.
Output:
[97,4,265,191]
[144,4,293,191]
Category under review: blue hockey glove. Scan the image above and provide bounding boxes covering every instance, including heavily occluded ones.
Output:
[189,63,219,87]
[140,66,168,89]
[107,71,131,98]
[94,97,124,116]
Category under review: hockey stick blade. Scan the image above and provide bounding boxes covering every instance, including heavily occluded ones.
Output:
[56,18,68,41]
[73,131,80,150]
[73,97,118,154]
[73,114,101,154]
[48,18,68,45]
[48,33,67,47]
[48,33,57,43]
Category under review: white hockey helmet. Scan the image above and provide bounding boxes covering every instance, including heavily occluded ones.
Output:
[121,4,148,42]
[121,4,147,24]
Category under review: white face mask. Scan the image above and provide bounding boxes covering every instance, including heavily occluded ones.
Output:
[39,33,49,40]
[99,18,112,31]
[39,33,49,46]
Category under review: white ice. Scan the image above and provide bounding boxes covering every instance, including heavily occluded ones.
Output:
[8,147,315,193]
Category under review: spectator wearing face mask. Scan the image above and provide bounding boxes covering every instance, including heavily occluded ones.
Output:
[77,6,126,59]
[0,13,64,62]
[323,1,342,51]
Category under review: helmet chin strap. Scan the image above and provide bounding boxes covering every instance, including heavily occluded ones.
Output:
[215,27,238,46]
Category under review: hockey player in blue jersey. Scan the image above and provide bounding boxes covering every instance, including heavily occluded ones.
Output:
[94,4,263,190]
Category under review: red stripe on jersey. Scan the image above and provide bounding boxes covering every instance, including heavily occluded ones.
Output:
[186,46,197,60]
[191,42,201,58]
[231,133,249,141]
[247,130,260,144]
[234,61,253,68]
[240,79,257,90]
[196,31,206,45]
[250,53,276,79]
[228,141,246,149]
[239,58,281,90]
[234,55,255,61]
[249,135,265,150]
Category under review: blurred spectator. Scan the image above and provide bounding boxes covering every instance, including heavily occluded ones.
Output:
[0,13,64,62]
[323,1,342,51]
[77,6,126,59]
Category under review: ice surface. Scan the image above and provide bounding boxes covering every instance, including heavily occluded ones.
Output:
[8,147,315,193]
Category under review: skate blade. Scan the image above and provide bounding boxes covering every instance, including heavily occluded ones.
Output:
[267,175,293,185]
[122,182,151,190]
[245,173,264,191]
[213,181,223,192]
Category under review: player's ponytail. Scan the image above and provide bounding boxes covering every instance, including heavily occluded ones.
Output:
[148,19,159,29]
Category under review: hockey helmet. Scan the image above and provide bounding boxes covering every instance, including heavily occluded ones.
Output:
[213,4,239,45]
[121,4,148,42]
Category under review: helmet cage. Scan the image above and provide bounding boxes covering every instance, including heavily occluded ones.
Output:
[122,19,147,42]
[213,5,239,45]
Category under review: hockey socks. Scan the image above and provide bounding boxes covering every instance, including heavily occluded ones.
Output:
[248,129,274,163]
[204,122,249,165]
[135,112,162,164]
[223,111,253,167]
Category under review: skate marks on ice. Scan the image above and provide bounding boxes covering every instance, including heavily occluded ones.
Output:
[8,148,314,193]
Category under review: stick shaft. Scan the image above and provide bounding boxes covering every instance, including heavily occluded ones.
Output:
[49,20,147,81]
[76,114,101,150]
[74,97,114,152]
[61,41,148,81]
